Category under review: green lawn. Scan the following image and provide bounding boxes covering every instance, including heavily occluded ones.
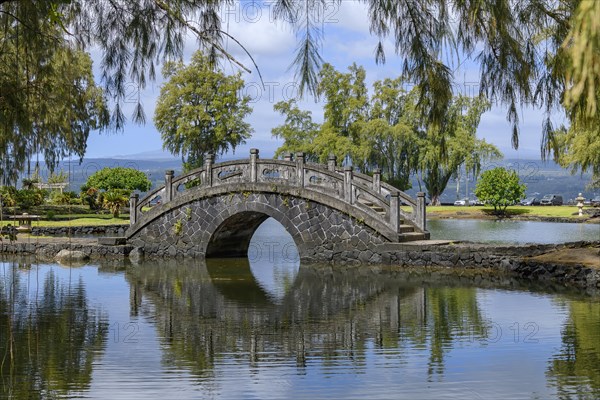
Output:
[0,216,129,228]
[423,205,587,218]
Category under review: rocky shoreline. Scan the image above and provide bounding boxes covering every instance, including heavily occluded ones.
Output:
[29,224,129,237]
[371,240,600,291]
[1,236,598,291]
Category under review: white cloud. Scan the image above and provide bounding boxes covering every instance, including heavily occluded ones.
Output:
[225,21,295,59]
[333,1,371,33]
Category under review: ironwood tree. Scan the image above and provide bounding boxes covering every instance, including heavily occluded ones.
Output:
[1,0,598,182]
[0,22,108,183]
[272,63,501,202]
[154,51,253,171]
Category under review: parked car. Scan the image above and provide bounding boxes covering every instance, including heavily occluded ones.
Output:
[454,198,480,206]
[520,197,540,206]
[148,197,162,206]
[540,194,563,206]
[591,196,600,207]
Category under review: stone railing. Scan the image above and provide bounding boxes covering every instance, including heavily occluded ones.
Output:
[129,149,427,234]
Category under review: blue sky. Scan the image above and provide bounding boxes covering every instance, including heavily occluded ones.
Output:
[85,1,565,161]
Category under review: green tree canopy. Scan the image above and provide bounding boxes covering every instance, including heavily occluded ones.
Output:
[154,51,253,171]
[417,95,503,205]
[474,167,527,215]
[2,0,599,183]
[84,167,151,192]
[273,64,500,198]
[271,100,321,162]
[0,21,109,184]
[272,63,371,169]
[357,78,423,190]
[547,116,600,188]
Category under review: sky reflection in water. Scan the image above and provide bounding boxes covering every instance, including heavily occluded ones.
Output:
[0,219,598,399]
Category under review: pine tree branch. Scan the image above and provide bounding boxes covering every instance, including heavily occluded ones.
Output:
[153,0,251,74]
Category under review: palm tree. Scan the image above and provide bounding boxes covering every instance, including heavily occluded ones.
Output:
[102,190,128,218]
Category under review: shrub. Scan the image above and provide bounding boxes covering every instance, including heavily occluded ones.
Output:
[16,189,45,208]
[85,167,151,192]
[102,189,129,218]
[0,186,18,207]
[475,167,526,215]
[80,186,102,210]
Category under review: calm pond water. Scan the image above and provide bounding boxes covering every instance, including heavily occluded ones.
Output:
[428,219,600,243]
[1,220,599,399]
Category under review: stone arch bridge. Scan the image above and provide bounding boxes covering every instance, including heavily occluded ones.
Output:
[126,149,429,262]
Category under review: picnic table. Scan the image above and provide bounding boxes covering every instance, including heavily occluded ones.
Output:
[8,213,40,233]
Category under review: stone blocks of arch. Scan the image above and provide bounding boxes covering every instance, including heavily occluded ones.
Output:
[127,192,387,263]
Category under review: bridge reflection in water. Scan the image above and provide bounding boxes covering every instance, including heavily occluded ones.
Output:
[2,256,598,398]
[125,257,600,399]
[125,253,492,380]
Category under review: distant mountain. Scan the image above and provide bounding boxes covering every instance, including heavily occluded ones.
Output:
[18,155,600,202]
[402,158,598,202]
[111,149,178,161]
[23,146,273,194]
[110,139,279,161]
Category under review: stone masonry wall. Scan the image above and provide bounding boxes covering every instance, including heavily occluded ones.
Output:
[0,241,132,259]
[0,237,598,289]
[127,192,387,262]
[367,241,600,289]
[30,225,128,237]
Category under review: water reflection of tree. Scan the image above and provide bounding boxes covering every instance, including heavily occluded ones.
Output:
[126,260,488,380]
[547,299,600,398]
[399,287,488,377]
[0,262,108,399]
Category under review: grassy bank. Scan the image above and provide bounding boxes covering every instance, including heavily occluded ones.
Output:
[424,205,593,220]
[0,215,128,228]
[1,204,129,228]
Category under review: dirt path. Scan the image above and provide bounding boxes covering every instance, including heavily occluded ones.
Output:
[528,246,600,269]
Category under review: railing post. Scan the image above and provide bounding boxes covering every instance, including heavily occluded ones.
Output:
[250,148,259,182]
[344,166,353,204]
[327,154,337,171]
[389,192,400,232]
[373,168,381,194]
[296,152,305,187]
[165,170,174,202]
[129,193,139,225]
[204,153,214,187]
[282,153,292,180]
[417,192,427,231]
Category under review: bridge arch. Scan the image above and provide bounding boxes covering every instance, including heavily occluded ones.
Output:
[201,197,303,258]
[126,149,429,262]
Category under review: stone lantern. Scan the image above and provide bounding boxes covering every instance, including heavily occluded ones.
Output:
[576,193,585,216]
